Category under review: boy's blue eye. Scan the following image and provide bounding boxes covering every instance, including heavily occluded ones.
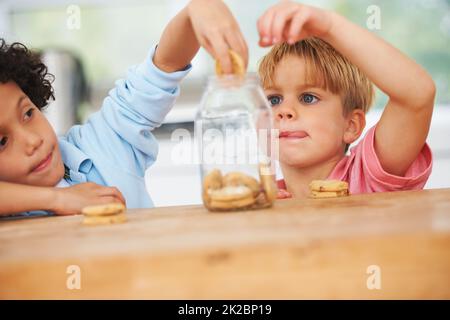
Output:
[300,93,319,105]
[267,95,282,106]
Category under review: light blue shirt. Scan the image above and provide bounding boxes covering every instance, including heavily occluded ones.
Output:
[6,46,191,218]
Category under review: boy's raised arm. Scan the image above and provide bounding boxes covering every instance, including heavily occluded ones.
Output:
[322,12,435,177]
[258,1,436,176]
[154,0,248,74]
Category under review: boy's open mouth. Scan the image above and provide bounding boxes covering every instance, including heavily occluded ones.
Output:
[279,130,309,139]
[31,150,53,173]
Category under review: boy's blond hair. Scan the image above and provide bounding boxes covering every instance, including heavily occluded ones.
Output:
[258,37,375,115]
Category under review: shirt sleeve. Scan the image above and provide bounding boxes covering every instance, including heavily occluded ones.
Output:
[344,124,433,193]
[64,46,191,177]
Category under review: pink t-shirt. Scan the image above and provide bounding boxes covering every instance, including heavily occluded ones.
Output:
[278,124,433,194]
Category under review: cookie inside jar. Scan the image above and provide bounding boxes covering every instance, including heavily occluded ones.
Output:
[202,164,277,212]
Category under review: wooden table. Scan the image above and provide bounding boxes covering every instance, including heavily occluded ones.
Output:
[1,188,450,299]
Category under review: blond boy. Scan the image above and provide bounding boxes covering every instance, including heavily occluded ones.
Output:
[257,1,434,199]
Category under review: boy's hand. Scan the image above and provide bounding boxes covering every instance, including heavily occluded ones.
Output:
[51,183,126,216]
[277,188,292,199]
[187,0,248,73]
[257,1,332,47]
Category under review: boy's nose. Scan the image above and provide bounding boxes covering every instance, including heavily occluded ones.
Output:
[23,131,44,156]
[275,107,297,121]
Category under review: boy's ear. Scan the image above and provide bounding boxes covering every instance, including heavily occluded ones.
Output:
[343,109,366,145]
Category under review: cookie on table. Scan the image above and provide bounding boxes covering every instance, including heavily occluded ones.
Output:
[309,180,349,192]
[81,202,127,226]
[310,190,349,199]
[82,203,125,217]
[309,180,349,199]
[82,213,128,226]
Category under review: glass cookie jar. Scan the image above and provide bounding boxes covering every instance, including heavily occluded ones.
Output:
[195,74,278,212]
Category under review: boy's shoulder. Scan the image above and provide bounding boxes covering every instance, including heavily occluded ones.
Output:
[57,135,92,176]
[329,124,432,194]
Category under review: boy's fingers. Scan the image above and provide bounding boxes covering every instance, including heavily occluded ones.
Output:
[210,34,233,74]
[237,30,248,68]
[224,32,248,69]
[200,36,215,59]
[271,8,297,44]
[98,186,126,205]
[111,187,126,205]
[282,20,293,42]
[108,187,125,205]
[257,9,275,46]
[233,30,249,68]
[277,189,292,199]
[237,35,249,68]
[100,196,122,205]
[199,33,230,72]
[288,12,309,43]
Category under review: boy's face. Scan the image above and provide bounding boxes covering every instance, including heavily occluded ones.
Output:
[0,82,64,186]
[264,55,349,168]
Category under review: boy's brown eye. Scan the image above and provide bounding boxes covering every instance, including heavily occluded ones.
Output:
[0,137,8,147]
[24,108,34,119]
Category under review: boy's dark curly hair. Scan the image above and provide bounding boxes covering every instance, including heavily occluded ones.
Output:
[0,39,54,110]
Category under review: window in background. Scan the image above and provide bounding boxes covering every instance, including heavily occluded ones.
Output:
[9,2,167,114]
[227,0,450,108]
[6,0,450,120]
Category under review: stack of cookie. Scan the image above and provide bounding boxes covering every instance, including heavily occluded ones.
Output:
[209,185,257,210]
[203,165,277,212]
[81,203,127,226]
[309,180,349,199]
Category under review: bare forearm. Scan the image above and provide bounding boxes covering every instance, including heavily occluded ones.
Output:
[0,182,55,216]
[323,12,435,108]
[153,6,200,72]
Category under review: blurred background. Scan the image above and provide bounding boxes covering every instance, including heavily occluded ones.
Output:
[1,0,449,206]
